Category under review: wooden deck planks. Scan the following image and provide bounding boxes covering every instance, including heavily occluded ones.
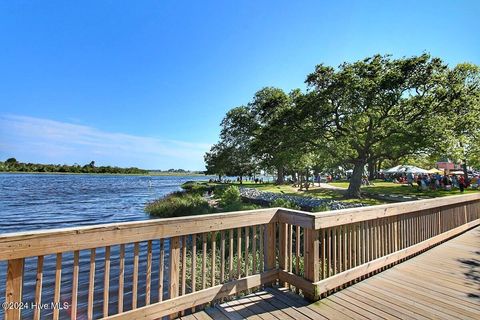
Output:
[191,225,480,320]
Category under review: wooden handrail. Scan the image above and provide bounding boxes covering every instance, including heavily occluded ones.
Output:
[0,208,278,260]
[312,192,480,228]
[277,193,480,300]
[1,193,479,319]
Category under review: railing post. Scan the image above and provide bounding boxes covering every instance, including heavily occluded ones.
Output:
[169,236,181,319]
[304,228,320,301]
[278,222,288,287]
[264,222,276,286]
[5,258,24,320]
[393,215,398,252]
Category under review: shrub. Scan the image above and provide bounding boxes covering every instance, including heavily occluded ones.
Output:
[145,192,211,218]
[312,204,330,212]
[180,181,212,194]
[270,198,301,210]
[222,202,260,212]
[219,186,241,207]
[212,184,228,198]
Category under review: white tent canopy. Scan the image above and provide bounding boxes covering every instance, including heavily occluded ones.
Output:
[385,165,403,173]
[384,165,429,174]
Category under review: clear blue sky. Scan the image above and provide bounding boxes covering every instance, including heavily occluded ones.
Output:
[0,0,478,170]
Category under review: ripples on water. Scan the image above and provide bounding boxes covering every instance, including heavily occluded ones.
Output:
[0,173,210,319]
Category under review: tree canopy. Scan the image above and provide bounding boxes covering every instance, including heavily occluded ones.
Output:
[0,159,148,174]
[205,54,480,198]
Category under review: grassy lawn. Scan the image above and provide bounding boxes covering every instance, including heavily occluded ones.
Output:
[212,181,385,205]
[328,181,350,188]
[210,179,480,206]
[330,180,479,198]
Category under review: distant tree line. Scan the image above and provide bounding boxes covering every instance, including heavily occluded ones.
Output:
[149,169,205,174]
[205,54,480,198]
[0,158,148,174]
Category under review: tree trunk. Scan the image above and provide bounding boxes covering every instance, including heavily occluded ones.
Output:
[346,161,366,198]
[305,171,310,190]
[377,159,383,173]
[367,159,376,181]
[463,159,468,181]
[276,166,285,184]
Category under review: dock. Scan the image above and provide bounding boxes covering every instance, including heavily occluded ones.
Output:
[0,193,478,319]
[196,225,479,319]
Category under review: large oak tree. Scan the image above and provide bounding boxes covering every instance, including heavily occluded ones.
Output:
[304,54,450,198]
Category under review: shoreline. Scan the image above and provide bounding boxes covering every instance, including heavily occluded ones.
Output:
[0,171,209,177]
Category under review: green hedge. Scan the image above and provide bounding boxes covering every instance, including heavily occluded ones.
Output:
[145,192,211,218]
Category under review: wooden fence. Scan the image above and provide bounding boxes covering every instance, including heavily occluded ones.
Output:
[1,193,479,320]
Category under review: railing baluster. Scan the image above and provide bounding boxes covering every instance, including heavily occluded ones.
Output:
[181,236,187,316]
[220,230,225,282]
[343,225,348,272]
[320,228,326,280]
[237,227,242,279]
[53,253,62,320]
[158,239,165,302]
[202,233,207,289]
[252,226,257,275]
[288,224,293,274]
[350,224,354,269]
[88,248,96,320]
[118,244,125,313]
[229,229,234,279]
[296,225,301,277]
[104,246,111,317]
[211,232,216,286]
[332,227,337,275]
[370,220,374,263]
[279,222,287,281]
[327,228,332,278]
[169,236,181,319]
[191,235,196,313]
[33,256,43,320]
[146,240,152,306]
[259,224,264,272]
[181,236,187,296]
[245,227,249,277]
[132,242,139,309]
[71,251,79,320]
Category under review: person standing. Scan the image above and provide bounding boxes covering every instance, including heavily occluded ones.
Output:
[459,175,465,193]
[407,172,414,187]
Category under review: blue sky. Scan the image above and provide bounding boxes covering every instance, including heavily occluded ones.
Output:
[0,0,478,170]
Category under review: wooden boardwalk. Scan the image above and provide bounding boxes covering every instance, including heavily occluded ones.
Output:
[186,226,480,320]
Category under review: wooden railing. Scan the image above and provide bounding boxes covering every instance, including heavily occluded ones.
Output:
[277,193,480,300]
[1,193,479,319]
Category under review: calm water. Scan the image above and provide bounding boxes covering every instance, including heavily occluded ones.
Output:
[0,173,210,234]
[0,173,211,319]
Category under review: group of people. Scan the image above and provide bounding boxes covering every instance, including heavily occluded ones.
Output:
[208,177,265,184]
[394,172,478,192]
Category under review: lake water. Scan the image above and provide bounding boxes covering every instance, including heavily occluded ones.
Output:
[0,173,211,319]
[0,173,211,234]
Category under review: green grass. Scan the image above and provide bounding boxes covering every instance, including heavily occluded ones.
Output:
[145,192,212,218]
[211,182,385,205]
[331,180,479,198]
[328,181,350,188]
[208,179,480,205]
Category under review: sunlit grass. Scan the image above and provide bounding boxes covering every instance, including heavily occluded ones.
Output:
[211,182,386,205]
[331,179,480,198]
